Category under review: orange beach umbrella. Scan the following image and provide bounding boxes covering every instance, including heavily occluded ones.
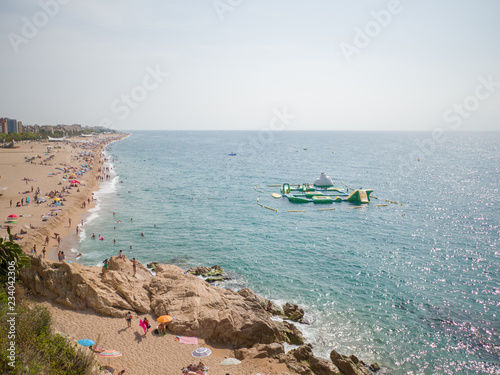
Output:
[156,315,173,323]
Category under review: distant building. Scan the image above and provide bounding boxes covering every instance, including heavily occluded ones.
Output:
[7,119,18,133]
[17,121,23,133]
[0,118,7,134]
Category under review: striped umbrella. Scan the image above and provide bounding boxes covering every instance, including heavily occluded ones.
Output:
[98,350,122,358]
[98,349,122,367]
[192,347,211,357]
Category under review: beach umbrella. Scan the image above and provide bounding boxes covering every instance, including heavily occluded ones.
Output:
[7,214,18,218]
[98,349,122,367]
[98,350,122,359]
[77,339,95,347]
[220,358,241,366]
[192,347,211,358]
[70,180,80,184]
[156,315,173,323]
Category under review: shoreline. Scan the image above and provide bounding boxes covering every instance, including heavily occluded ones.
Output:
[0,133,129,263]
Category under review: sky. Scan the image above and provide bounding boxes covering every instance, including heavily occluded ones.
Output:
[1,0,499,131]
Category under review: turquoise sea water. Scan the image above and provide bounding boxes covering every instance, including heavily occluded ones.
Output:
[76,131,499,374]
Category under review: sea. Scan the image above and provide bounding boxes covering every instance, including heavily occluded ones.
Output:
[74,131,499,375]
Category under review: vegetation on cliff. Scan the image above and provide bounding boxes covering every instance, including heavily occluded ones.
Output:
[0,287,97,374]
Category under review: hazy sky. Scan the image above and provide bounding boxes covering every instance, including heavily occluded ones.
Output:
[1,0,499,131]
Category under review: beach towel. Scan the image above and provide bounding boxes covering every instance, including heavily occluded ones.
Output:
[139,319,147,333]
[178,336,198,345]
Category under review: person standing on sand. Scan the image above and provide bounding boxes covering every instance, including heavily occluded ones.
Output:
[45,236,49,245]
[68,217,71,227]
[143,317,150,335]
[118,249,124,259]
[125,311,132,328]
[57,236,61,245]
[132,258,137,276]
[42,247,46,258]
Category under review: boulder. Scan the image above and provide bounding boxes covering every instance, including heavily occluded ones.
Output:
[186,265,222,276]
[309,356,341,375]
[285,359,314,375]
[286,345,340,375]
[283,302,304,322]
[330,350,369,375]
[276,320,305,345]
[369,363,380,372]
[148,264,282,346]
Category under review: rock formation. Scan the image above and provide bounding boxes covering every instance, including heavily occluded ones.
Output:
[330,350,371,375]
[21,258,378,375]
[21,256,151,317]
[148,264,283,346]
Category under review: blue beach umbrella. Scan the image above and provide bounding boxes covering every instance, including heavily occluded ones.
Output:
[77,339,95,347]
[192,347,211,357]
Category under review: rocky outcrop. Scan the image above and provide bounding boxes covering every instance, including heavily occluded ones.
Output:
[275,320,305,345]
[283,302,305,322]
[235,343,284,360]
[186,265,222,276]
[148,264,283,347]
[330,350,370,375]
[282,345,341,375]
[22,258,378,375]
[21,256,151,317]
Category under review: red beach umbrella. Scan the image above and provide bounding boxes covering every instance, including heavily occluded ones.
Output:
[7,214,18,218]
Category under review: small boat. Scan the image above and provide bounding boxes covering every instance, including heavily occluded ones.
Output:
[228,153,237,156]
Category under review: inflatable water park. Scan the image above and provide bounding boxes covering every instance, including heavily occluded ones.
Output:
[274,172,372,204]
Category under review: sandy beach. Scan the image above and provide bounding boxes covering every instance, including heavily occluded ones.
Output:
[3,135,297,375]
[0,135,122,262]
[36,297,291,375]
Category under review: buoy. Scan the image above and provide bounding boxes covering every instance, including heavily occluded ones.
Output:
[264,206,277,212]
